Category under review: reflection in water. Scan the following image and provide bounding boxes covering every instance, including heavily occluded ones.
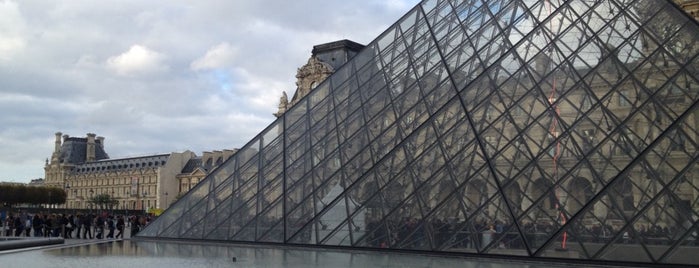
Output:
[1,240,595,268]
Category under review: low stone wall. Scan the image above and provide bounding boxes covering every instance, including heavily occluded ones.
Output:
[0,238,64,251]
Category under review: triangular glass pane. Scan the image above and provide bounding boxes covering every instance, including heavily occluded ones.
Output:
[256,198,285,243]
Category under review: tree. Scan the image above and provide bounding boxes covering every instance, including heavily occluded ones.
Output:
[88,193,118,210]
[0,185,66,208]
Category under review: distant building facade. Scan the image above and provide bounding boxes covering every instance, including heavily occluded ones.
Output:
[177,150,237,193]
[43,132,234,212]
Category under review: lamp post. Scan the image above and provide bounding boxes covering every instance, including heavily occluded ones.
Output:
[164,192,169,209]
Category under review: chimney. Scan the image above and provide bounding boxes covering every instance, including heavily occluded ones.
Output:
[54,132,62,152]
[86,133,96,162]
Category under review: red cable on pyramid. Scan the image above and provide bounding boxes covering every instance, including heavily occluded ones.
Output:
[545,0,567,250]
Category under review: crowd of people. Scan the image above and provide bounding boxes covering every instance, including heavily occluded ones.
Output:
[361,217,693,250]
[1,211,151,239]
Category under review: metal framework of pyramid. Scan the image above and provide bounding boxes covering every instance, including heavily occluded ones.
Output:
[139,0,699,265]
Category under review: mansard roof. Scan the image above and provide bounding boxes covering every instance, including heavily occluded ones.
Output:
[72,154,170,174]
[59,137,109,164]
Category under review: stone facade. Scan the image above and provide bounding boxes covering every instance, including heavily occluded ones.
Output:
[676,0,699,20]
[177,149,237,194]
[43,132,235,211]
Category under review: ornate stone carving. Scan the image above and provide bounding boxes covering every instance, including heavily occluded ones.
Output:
[292,56,334,104]
[274,91,289,117]
[274,56,334,117]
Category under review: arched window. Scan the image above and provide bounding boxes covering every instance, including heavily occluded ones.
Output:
[533,178,557,210]
[465,179,487,210]
[613,176,635,212]
[567,177,593,214]
[504,181,523,214]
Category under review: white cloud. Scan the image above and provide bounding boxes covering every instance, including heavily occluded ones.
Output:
[0,0,26,60]
[0,0,420,183]
[191,42,238,71]
[106,45,168,76]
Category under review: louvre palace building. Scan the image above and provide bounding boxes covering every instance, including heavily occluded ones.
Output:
[41,0,699,266]
[43,132,236,212]
[41,41,359,213]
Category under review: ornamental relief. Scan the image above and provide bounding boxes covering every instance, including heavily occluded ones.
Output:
[296,56,334,81]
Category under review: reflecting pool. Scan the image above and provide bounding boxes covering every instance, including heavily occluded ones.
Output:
[0,240,612,268]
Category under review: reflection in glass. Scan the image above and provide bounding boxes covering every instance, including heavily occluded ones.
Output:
[140,0,699,266]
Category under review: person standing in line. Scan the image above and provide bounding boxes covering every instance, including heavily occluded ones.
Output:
[106,216,115,239]
[51,214,61,237]
[42,214,50,237]
[73,214,81,239]
[32,214,43,237]
[24,215,31,237]
[13,215,22,237]
[82,214,93,239]
[95,214,104,239]
[115,216,125,239]
[130,216,140,237]
[5,214,15,237]
[64,215,73,238]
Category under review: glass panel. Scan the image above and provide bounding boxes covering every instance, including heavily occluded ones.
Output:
[138,1,699,266]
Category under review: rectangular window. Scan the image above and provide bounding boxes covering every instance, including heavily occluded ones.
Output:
[583,129,595,152]
[619,90,631,107]
[669,129,686,151]
[485,136,496,155]
[333,157,341,168]
[513,137,525,159]
[312,147,324,166]
[405,114,414,124]
[581,95,592,111]
[616,131,635,155]
[514,137,523,148]
[670,84,683,95]
[512,106,524,117]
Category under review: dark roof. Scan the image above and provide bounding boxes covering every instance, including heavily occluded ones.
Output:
[180,157,204,174]
[59,137,109,164]
[311,39,365,55]
[71,154,170,174]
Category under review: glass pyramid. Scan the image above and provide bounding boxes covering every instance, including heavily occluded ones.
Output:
[139,0,699,265]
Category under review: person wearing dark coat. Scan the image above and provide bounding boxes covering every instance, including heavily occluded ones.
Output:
[32,214,43,237]
[115,216,125,239]
[13,216,22,237]
[106,216,115,238]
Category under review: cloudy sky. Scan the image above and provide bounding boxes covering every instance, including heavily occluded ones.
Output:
[0,0,420,183]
